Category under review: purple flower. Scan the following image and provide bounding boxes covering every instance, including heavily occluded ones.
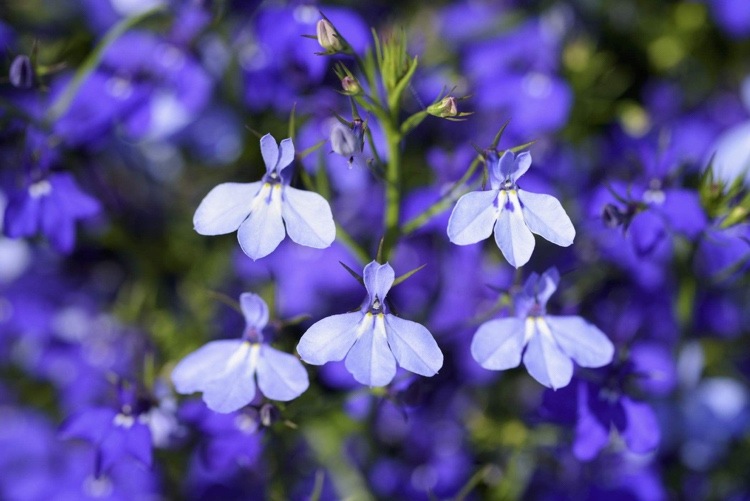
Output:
[3,172,100,253]
[171,292,309,413]
[447,150,575,268]
[297,261,444,387]
[193,134,336,260]
[471,268,614,389]
[59,385,153,473]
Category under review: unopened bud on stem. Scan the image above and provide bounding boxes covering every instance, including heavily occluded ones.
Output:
[317,19,343,53]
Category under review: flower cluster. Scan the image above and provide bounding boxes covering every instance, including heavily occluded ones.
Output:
[2,1,750,500]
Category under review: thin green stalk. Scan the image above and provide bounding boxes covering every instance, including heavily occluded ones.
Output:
[336,223,370,265]
[401,154,483,234]
[46,6,164,123]
[381,120,402,260]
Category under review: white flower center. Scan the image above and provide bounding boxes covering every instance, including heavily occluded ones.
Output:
[28,180,52,198]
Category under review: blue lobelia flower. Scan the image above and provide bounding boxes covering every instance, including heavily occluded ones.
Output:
[447,150,575,268]
[171,292,309,413]
[59,384,153,474]
[193,133,336,260]
[471,268,614,389]
[3,172,101,253]
[296,261,444,387]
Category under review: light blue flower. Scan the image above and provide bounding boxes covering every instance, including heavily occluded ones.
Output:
[447,150,575,268]
[471,268,614,389]
[171,293,309,413]
[193,133,336,260]
[296,261,444,387]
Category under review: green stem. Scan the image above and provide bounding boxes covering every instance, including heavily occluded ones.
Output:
[381,119,402,260]
[336,223,370,265]
[46,6,164,123]
[401,154,483,234]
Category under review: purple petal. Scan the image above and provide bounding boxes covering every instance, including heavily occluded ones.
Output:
[260,133,279,173]
[545,316,614,368]
[237,184,285,260]
[345,314,397,386]
[59,407,117,443]
[276,138,295,173]
[620,396,660,454]
[297,312,362,365]
[494,191,535,268]
[363,261,395,305]
[446,190,499,245]
[522,320,574,389]
[193,182,260,235]
[384,314,443,377]
[281,186,336,249]
[572,382,610,461]
[518,190,575,247]
[240,293,269,331]
[256,345,309,401]
[470,317,526,370]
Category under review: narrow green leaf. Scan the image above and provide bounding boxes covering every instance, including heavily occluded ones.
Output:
[288,102,297,140]
[392,264,426,287]
[298,139,328,160]
[491,119,511,148]
[339,261,365,286]
[47,6,164,122]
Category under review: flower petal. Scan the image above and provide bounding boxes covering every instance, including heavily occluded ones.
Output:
[345,314,397,386]
[514,151,532,181]
[385,314,443,377]
[201,342,260,413]
[518,190,575,247]
[240,292,269,330]
[363,261,395,305]
[281,186,336,249]
[59,407,117,443]
[296,312,362,365]
[470,317,526,370]
[446,190,499,245]
[523,319,573,389]
[545,316,614,368]
[276,138,295,173]
[171,339,244,394]
[256,345,309,401]
[193,182,261,235]
[494,191,535,268]
[237,184,285,260]
[260,133,279,173]
[620,396,660,454]
[573,381,610,461]
[498,150,515,179]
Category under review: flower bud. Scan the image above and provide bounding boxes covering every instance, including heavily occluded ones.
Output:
[427,96,458,118]
[9,55,33,89]
[341,75,360,94]
[316,19,343,53]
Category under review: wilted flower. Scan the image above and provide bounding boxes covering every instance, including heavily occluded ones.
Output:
[171,293,309,413]
[471,268,614,389]
[447,150,575,268]
[297,261,444,387]
[193,133,336,260]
